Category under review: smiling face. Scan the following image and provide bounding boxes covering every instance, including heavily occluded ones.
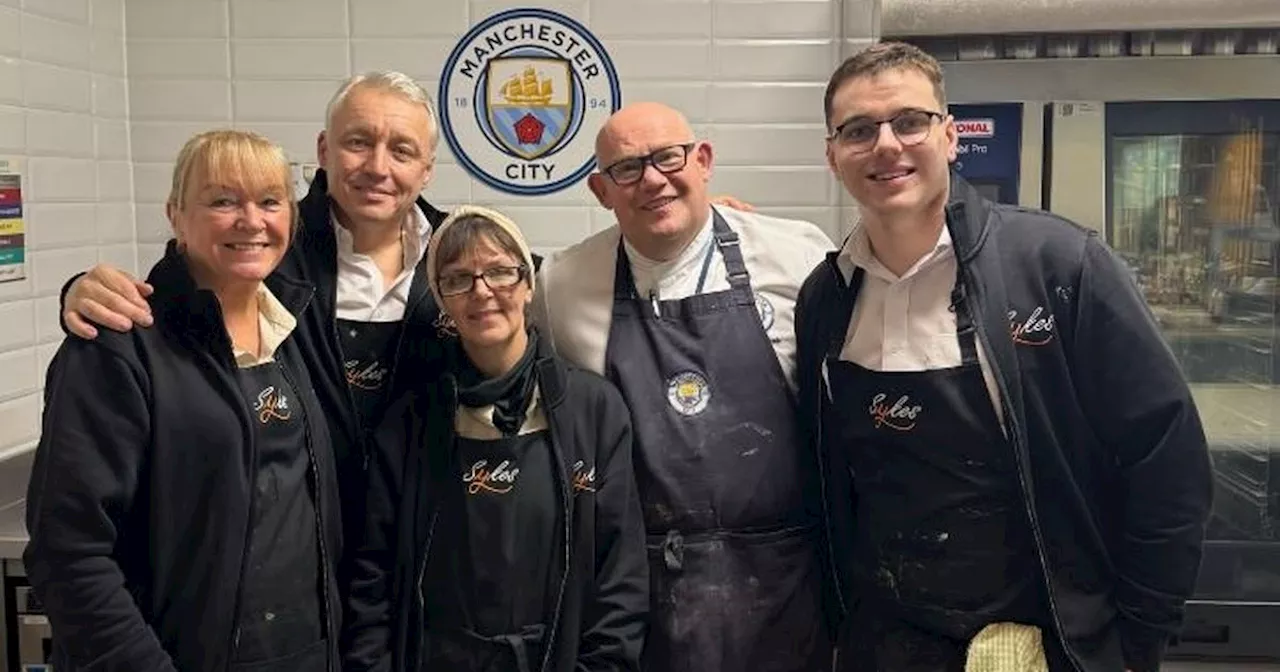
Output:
[317,84,435,230]
[825,67,957,226]
[167,131,294,293]
[435,224,531,351]
[587,102,713,260]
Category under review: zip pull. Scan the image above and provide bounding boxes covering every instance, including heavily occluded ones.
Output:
[649,290,661,317]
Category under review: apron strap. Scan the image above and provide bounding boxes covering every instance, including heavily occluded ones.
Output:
[612,236,639,301]
[826,267,863,360]
[711,210,751,292]
[950,262,980,366]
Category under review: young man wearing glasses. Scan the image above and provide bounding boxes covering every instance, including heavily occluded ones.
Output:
[793,42,1212,672]
[533,101,837,671]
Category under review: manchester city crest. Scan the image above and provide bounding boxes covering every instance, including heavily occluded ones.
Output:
[666,371,711,416]
[439,8,622,196]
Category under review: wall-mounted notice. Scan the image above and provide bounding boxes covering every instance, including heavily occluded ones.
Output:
[0,158,23,284]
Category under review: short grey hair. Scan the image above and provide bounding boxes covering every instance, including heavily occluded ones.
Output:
[325,71,440,154]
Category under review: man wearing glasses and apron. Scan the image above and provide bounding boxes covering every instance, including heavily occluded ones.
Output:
[533,102,838,671]
[795,43,1211,672]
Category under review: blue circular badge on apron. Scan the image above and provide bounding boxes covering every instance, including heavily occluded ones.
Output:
[665,371,711,416]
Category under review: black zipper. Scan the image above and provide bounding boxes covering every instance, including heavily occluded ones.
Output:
[817,258,850,619]
[417,377,455,665]
[961,264,1083,672]
[537,400,573,672]
[225,360,260,668]
[277,358,337,671]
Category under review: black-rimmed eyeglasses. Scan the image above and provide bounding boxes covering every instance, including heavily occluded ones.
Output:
[600,143,697,185]
[829,110,946,154]
[437,266,526,297]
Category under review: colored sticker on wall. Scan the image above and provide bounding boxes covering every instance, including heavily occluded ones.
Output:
[0,160,24,283]
[438,8,623,196]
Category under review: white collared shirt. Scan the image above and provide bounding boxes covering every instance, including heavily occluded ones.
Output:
[622,210,716,300]
[232,284,299,368]
[534,206,835,389]
[836,221,1005,422]
[333,207,432,323]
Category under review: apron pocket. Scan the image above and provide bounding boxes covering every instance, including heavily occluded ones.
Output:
[644,523,828,672]
[229,638,328,672]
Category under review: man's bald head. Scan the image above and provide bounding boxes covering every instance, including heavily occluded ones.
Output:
[594,102,695,167]
[587,102,715,262]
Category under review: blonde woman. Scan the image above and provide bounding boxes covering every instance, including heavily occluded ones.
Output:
[344,206,648,672]
[25,130,342,672]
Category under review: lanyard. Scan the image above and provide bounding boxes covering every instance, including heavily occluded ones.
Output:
[648,236,718,312]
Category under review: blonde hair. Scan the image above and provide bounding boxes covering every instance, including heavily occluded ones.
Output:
[325,71,440,154]
[167,130,294,220]
[824,41,947,131]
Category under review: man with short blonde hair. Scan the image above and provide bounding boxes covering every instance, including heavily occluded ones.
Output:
[57,72,451,601]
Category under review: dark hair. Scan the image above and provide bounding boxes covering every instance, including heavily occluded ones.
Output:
[823,41,947,132]
[433,214,527,277]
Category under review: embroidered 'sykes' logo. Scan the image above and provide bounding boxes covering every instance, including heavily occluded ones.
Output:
[1008,306,1055,346]
[345,359,388,390]
[869,392,922,432]
[572,460,596,494]
[464,459,520,495]
[254,386,292,424]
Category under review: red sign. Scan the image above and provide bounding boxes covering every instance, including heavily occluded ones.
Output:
[955,118,995,138]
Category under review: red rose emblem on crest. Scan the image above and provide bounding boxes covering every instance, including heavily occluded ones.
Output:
[514,114,545,145]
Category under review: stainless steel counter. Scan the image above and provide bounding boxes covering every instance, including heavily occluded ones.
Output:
[0,450,30,560]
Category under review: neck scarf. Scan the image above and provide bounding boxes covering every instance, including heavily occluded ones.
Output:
[452,330,539,437]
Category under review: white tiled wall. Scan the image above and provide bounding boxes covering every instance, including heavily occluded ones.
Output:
[124,0,877,264]
[0,0,132,459]
[0,0,878,459]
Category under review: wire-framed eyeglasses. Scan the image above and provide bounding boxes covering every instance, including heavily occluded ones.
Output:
[829,110,946,154]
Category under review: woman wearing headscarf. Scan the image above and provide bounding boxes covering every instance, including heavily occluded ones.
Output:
[343,205,648,672]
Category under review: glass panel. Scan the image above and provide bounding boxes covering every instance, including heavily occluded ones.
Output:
[1109,110,1280,603]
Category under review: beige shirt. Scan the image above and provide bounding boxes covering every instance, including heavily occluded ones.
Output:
[232,284,299,368]
[835,222,1004,423]
[533,206,834,389]
[333,207,432,322]
[454,387,549,440]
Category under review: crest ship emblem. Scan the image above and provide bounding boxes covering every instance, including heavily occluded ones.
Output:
[439,8,623,196]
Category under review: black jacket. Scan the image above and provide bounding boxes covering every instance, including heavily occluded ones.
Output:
[25,247,344,671]
[795,175,1213,672]
[285,168,449,547]
[343,332,650,672]
[56,169,451,559]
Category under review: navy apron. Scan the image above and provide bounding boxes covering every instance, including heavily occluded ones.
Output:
[424,431,557,672]
[603,212,829,672]
[823,266,1048,672]
[337,318,402,429]
[232,362,328,672]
